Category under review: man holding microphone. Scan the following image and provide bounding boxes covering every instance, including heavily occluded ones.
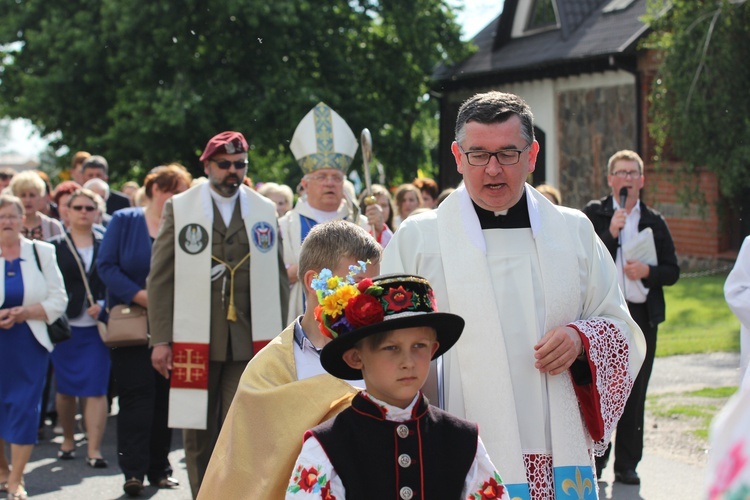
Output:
[583,149,680,485]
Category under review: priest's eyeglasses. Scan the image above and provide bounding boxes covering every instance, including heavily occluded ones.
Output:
[458,144,531,166]
[306,173,345,184]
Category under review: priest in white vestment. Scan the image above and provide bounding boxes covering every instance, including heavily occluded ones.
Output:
[381,91,646,500]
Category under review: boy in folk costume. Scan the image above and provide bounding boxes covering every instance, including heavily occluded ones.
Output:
[279,102,390,326]
[198,221,381,499]
[286,273,509,500]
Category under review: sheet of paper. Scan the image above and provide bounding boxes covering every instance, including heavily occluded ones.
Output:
[623,227,657,265]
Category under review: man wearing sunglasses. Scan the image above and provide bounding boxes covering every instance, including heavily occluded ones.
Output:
[147,131,289,497]
[382,91,646,499]
[583,150,680,485]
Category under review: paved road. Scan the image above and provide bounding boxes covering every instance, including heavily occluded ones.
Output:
[597,352,741,500]
[21,407,191,499]
[13,352,741,499]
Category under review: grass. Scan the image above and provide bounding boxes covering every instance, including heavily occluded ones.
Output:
[646,386,738,440]
[657,273,740,357]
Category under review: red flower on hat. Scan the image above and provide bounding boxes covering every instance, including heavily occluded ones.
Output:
[427,289,438,310]
[357,278,374,293]
[314,306,335,340]
[383,286,413,312]
[345,293,384,328]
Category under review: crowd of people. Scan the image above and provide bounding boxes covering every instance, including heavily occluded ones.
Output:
[2,90,746,500]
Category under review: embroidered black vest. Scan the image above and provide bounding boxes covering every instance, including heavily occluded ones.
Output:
[311,392,477,499]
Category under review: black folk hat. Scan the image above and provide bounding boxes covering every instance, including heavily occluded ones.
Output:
[314,273,464,380]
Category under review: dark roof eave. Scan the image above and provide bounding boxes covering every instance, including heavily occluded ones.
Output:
[431,53,641,93]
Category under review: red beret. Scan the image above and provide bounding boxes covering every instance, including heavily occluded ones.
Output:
[199,131,248,161]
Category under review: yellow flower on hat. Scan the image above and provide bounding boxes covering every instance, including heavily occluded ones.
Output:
[320,283,358,318]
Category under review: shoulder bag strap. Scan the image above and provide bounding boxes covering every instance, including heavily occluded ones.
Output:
[63,233,96,307]
[31,240,42,271]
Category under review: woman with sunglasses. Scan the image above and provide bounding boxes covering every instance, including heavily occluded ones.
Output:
[48,188,110,468]
[97,164,191,496]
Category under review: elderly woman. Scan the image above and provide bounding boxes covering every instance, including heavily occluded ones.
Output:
[49,188,110,468]
[98,164,191,496]
[0,194,68,500]
[8,171,64,241]
[258,182,294,217]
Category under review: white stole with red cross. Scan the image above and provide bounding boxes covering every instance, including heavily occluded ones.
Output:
[169,182,283,430]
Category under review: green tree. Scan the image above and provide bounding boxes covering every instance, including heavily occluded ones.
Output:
[0,0,471,187]
[645,0,750,203]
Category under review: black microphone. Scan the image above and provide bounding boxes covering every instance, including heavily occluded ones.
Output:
[619,186,628,209]
[618,187,628,252]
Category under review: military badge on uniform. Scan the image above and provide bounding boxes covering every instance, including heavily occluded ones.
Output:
[252,221,275,253]
[179,224,209,254]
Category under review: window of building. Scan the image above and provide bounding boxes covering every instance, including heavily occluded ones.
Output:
[527,0,558,30]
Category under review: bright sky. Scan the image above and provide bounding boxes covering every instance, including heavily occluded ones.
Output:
[3,1,506,158]
[452,0,506,40]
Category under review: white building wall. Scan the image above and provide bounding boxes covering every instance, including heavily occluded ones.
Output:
[487,70,635,188]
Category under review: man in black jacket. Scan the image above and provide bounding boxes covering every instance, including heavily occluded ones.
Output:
[81,155,131,215]
[583,149,680,485]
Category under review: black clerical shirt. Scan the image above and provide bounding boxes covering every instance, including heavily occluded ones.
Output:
[473,189,531,229]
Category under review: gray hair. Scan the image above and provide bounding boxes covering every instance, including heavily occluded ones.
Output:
[83,178,110,201]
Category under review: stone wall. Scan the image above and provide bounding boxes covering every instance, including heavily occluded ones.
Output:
[557,85,637,210]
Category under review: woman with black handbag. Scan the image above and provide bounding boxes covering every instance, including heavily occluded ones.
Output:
[97,165,190,496]
[0,194,68,499]
[48,188,110,469]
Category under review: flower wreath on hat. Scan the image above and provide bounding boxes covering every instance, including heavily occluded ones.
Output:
[311,262,438,340]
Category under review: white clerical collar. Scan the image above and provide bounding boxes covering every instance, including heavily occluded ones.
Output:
[305,205,340,223]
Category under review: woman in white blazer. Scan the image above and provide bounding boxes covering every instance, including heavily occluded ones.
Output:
[0,194,68,500]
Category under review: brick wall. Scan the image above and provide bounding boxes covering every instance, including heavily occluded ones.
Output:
[644,163,725,256]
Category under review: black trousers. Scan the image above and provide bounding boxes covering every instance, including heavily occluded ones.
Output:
[110,345,173,482]
[596,302,657,472]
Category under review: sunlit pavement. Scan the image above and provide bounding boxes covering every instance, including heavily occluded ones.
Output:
[598,352,740,500]
[20,402,191,499]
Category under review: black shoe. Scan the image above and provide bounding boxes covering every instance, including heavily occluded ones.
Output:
[123,478,144,497]
[614,469,640,485]
[594,457,605,479]
[86,457,108,468]
[57,449,75,460]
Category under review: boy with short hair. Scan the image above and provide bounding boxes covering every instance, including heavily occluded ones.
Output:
[198,220,382,499]
[287,273,509,500]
